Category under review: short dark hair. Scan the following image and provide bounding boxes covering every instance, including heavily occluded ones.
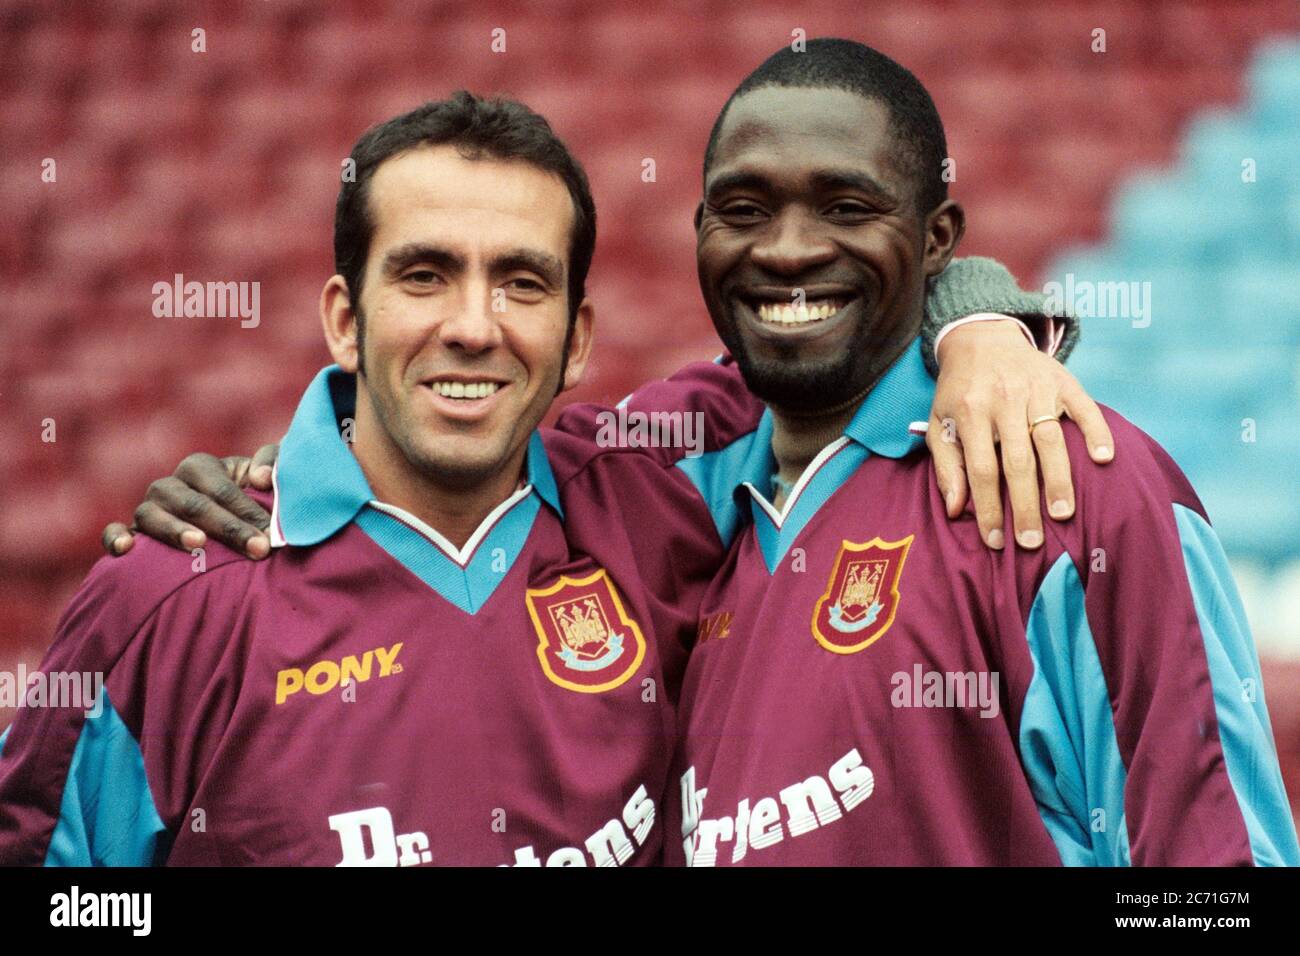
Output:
[703,38,949,214]
[334,91,597,339]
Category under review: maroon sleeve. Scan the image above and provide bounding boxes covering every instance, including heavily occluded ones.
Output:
[553,357,765,466]
[1044,410,1295,864]
[0,539,251,865]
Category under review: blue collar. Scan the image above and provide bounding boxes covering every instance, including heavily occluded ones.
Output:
[724,335,935,501]
[273,365,563,546]
[726,336,935,575]
[840,335,935,458]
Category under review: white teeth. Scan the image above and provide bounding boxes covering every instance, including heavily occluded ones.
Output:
[755,299,842,325]
[431,381,501,399]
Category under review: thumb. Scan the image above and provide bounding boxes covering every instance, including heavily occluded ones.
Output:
[249,443,280,490]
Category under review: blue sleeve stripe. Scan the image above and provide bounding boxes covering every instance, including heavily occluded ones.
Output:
[1173,504,1300,866]
[44,687,167,867]
[1019,552,1132,866]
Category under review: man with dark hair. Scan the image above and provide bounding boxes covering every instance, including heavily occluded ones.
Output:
[704,37,950,215]
[1,76,1099,866]
[700,38,969,417]
[1,92,689,866]
[666,38,1297,866]
[335,91,598,374]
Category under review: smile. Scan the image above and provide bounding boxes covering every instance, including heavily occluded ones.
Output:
[427,380,502,400]
[752,297,846,326]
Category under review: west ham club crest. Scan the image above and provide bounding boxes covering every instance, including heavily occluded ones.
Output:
[811,536,914,654]
[526,569,647,693]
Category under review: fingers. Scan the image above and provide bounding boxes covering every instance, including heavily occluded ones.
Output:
[249,443,280,490]
[102,449,278,562]
[997,412,1043,549]
[959,416,1006,550]
[133,487,211,552]
[926,413,968,518]
[1059,374,1115,464]
[101,522,134,556]
[141,473,269,559]
[1028,384,1075,523]
[222,455,253,487]
[174,453,271,533]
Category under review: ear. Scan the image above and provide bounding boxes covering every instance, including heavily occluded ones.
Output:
[559,297,596,393]
[922,199,965,278]
[320,275,360,372]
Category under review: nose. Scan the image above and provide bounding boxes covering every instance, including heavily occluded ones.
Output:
[437,282,504,354]
[748,208,837,276]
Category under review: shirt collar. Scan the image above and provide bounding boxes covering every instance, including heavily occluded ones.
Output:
[726,335,934,504]
[841,335,934,458]
[272,365,563,547]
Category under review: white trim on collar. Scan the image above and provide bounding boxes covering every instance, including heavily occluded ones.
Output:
[743,436,851,530]
[366,483,533,568]
[269,460,286,549]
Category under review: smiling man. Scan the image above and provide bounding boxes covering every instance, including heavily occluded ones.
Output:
[667,39,1297,866]
[0,96,695,866]
[327,143,575,543]
[0,88,1098,867]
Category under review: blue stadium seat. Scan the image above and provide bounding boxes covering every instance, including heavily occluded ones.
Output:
[1248,37,1300,132]
[1055,39,1300,565]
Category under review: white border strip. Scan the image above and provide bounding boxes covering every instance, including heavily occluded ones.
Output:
[367,484,532,568]
[744,436,851,529]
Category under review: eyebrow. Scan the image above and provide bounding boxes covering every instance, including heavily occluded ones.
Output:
[705,167,898,203]
[704,171,772,201]
[493,249,565,289]
[380,243,565,288]
[380,243,462,278]
[809,168,896,201]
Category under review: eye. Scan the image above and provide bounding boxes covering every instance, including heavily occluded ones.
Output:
[825,200,874,218]
[501,277,550,302]
[718,201,767,221]
[403,269,440,285]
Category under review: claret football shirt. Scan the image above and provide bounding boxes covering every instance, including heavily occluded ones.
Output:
[665,337,1299,867]
[0,365,735,866]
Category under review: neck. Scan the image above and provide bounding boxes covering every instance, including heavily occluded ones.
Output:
[767,330,917,503]
[769,391,865,496]
[351,401,527,552]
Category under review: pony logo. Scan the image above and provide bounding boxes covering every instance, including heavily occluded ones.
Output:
[811,536,914,654]
[527,569,647,693]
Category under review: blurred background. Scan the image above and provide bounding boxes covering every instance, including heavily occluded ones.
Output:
[1,0,1298,821]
